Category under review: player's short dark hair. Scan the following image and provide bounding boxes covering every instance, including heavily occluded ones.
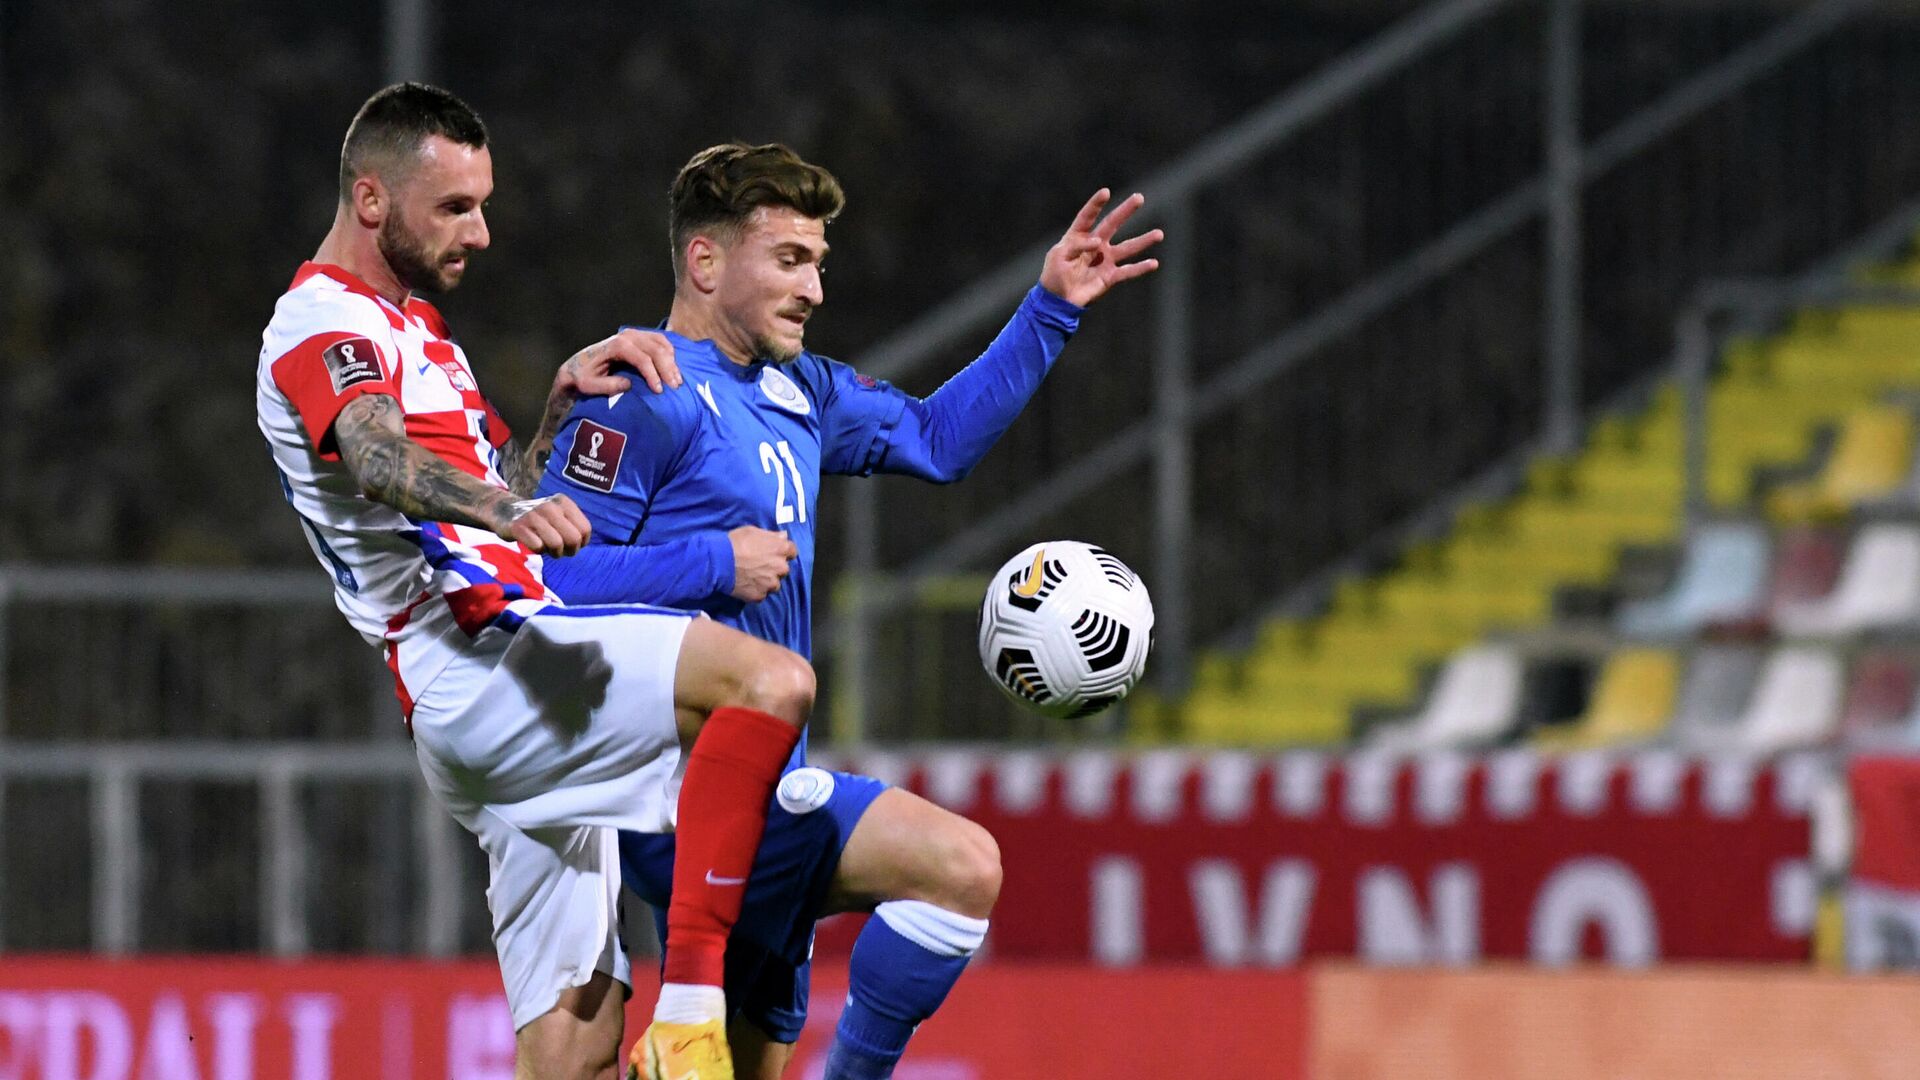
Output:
[338,82,489,202]
[668,142,844,278]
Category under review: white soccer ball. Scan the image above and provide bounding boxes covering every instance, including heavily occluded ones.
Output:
[977,540,1155,719]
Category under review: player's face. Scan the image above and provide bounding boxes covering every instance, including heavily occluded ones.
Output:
[717,205,827,362]
[380,136,493,294]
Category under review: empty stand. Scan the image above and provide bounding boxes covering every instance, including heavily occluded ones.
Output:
[1616,523,1770,639]
[1769,404,1916,522]
[1669,645,1765,747]
[1536,648,1679,749]
[1773,523,1920,637]
[1369,645,1524,753]
[1841,648,1920,747]
[1722,646,1846,754]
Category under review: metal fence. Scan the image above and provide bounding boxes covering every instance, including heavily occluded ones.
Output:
[825,0,1920,742]
[0,567,499,956]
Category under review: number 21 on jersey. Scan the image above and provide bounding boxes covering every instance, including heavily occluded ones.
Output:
[759,440,808,525]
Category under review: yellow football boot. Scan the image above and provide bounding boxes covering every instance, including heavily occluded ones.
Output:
[629,1018,734,1080]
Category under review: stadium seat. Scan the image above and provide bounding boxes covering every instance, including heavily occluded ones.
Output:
[1841,649,1920,748]
[1766,527,1846,616]
[1767,404,1916,522]
[1368,644,1524,752]
[1773,523,1920,637]
[1722,645,1845,754]
[1668,645,1765,747]
[1616,522,1770,639]
[1535,647,1678,749]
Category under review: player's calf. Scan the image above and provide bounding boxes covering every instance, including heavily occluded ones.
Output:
[818,791,999,1080]
[517,972,624,1080]
[650,620,814,1069]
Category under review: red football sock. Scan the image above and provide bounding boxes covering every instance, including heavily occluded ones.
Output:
[663,705,802,987]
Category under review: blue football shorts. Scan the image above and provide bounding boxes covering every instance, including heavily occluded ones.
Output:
[620,767,888,1042]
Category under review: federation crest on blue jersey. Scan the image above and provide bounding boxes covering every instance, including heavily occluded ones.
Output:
[978,540,1154,719]
[759,365,812,415]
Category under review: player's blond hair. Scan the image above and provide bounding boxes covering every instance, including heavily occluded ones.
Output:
[668,142,844,278]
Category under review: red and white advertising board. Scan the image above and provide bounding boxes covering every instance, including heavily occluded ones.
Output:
[1844,754,1920,969]
[811,749,1819,965]
[0,959,1307,1080]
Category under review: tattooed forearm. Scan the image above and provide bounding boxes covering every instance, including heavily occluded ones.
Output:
[335,395,514,532]
[498,435,553,498]
[500,360,589,495]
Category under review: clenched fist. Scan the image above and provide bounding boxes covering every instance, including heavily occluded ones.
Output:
[729,525,799,602]
[497,494,592,556]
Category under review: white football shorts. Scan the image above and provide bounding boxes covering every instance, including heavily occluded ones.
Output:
[408,603,697,1030]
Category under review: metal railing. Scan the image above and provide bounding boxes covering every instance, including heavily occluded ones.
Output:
[828,0,1889,741]
[0,566,484,956]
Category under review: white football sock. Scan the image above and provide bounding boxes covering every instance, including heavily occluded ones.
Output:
[652,982,726,1025]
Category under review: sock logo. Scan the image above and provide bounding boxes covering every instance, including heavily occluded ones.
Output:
[704,870,747,886]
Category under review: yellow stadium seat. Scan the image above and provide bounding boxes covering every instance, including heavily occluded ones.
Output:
[1767,404,1915,522]
[1173,251,1920,746]
[1535,648,1678,750]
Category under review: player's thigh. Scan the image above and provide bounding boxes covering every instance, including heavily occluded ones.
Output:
[728,1016,794,1080]
[824,788,1002,918]
[412,606,692,834]
[468,814,633,1033]
[670,616,815,737]
[515,971,625,1080]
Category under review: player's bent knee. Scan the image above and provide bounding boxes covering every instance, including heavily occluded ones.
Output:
[934,818,1002,917]
[736,645,815,725]
[676,622,814,728]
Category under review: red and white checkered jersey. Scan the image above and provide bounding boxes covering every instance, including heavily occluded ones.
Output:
[256,262,554,714]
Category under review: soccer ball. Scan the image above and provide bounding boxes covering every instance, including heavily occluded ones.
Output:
[977,540,1154,719]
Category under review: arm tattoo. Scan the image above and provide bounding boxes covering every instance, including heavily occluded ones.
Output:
[501,358,588,496]
[335,395,514,532]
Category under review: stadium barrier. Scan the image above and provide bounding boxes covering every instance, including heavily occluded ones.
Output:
[5,959,1918,1079]
[809,748,1821,964]
[1844,755,1920,970]
[2,739,1827,962]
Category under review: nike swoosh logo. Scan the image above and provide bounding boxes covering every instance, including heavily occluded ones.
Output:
[1013,548,1047,598]
[704,870,747,886]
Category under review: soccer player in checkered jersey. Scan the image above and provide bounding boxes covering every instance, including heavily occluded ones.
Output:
[536,143,1162,1079]
[257,84,809,1079]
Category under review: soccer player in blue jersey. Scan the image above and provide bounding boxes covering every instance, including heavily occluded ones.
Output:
[538,142,1162,1080]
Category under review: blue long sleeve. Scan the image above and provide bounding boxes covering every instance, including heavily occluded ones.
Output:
[542,531,734,609]
[875,285,1082,482]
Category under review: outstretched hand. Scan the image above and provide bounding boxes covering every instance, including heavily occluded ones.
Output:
[556,328,683,399]
[1038,189,1164,308]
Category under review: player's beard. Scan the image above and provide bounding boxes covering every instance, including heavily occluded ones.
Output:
[752,332,803,364]
[752,306,811,363]
[379,207,465,294]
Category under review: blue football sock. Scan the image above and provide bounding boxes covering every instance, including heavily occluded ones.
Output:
[824,900,988,1080]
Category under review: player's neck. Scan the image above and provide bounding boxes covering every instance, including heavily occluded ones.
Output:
[314,207,413,307]
[666,295,755,367]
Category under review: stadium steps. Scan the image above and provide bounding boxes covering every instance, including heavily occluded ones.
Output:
[1160,253,1920,746]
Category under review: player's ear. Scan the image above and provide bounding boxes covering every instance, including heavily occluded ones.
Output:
[350,174,388,229]
[685,235,722,295]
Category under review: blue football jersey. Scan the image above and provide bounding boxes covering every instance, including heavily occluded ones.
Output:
[539,287,1082,767]
[542,333,909,659]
